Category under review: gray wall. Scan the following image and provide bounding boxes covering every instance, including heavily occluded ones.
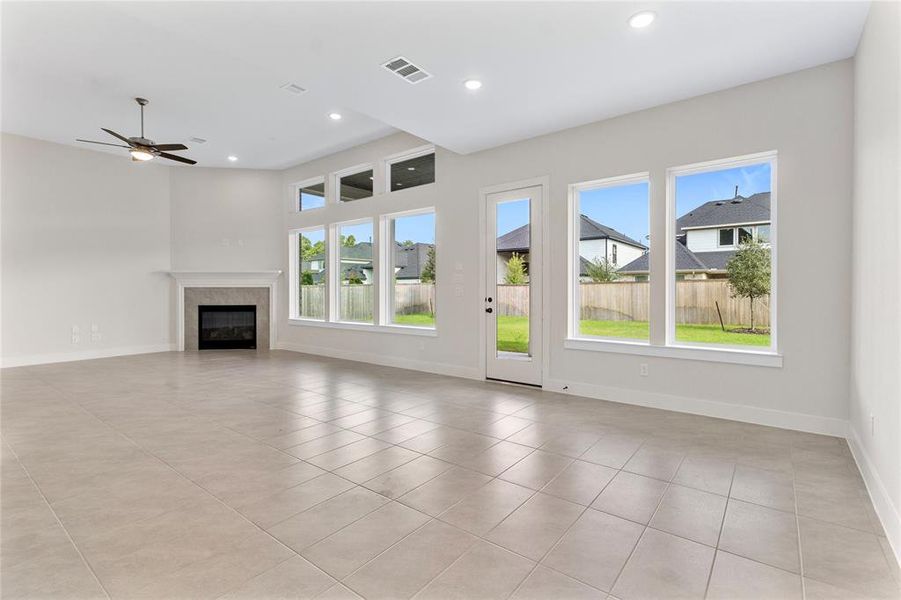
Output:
[850,0,901,564]
[1,134,173,365]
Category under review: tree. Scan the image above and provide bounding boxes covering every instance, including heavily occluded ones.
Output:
[402,240,415,247]
[344,268,363,285]
[504,252,527,284]
[421,246,436,284]
[301,271,314,285]
[586,257,618,283]
[341,234,357,247]
[726,240,771,331]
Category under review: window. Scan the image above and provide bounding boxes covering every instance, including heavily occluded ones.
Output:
[671,153,775,349]
[337,220,374,323]
[386,210,436,327]
[387,149,435,192]
[297,179,325,211]
[296,228,326,319]
[570,174,650,342]
[337,168,374,202]
[718,228,734,246]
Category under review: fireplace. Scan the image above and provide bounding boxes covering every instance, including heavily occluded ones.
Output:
[198,305,257,350]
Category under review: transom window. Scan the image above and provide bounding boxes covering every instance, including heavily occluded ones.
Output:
[296,178,325,211]
[337,168,374,202]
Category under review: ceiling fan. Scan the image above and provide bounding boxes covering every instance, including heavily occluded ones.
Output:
[76,98,197,165]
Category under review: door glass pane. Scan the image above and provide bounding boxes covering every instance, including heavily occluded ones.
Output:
[338,221,374,323]
[495,198,530,356]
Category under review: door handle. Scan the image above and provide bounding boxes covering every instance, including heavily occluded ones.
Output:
[485,308,493,313]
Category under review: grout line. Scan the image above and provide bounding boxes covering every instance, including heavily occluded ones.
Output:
[703,461,737,598]
[1,438,113,600]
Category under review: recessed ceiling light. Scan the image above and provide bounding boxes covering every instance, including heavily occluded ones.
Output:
[629,11,656,28]
[464,79,482,91]
[328,112,342,120]
[227,155,238,162]
[407,167,416,171]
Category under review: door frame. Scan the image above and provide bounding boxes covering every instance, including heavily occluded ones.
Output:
[478,176,550,386]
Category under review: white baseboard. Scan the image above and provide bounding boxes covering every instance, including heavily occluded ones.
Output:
[847,426,901,568]
[543,377,849,437]
[275,341,482,381]
[0,344,175,369]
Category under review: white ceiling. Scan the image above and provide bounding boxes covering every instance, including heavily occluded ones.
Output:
[2,1,869,169]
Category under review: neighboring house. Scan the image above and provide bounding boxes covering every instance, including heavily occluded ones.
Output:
[618,192,771,280]
[496,214,647,283]
[302,241,434,284]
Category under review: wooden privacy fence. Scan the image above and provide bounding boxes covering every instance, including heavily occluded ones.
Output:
[299,284,435,321]
[301,281,769,327]
[497,280,769,327]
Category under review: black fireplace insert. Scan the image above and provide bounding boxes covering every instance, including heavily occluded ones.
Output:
[198,305,257,350]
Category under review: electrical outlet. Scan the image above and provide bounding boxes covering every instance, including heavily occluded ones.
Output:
[639,363,649,377]
[91,332,102,342]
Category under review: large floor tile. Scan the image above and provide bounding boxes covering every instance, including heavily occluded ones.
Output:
[730,465,796,512]
[301,501,430,579]
[799,517,899,598]
[611,528,714,600]
[363,455,453,499]
[649,484,727,547]
[218,556,337,599]
[439,478,534,536]
[499,449,574,490]
[414,540,535,600]
[486,492,584,560]
[718,499,800,573]
[706,551,802,600]
[344,520,476,600]
[542,509,644,592]
[541,459,617,506]
[672,456,734,496]
[591,471,668,525]
[510,565,606,600]
[398,466,492,516]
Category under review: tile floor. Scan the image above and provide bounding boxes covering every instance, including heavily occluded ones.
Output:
[1,350,898,599]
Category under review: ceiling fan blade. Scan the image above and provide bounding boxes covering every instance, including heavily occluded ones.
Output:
[151,143,188,151]
[76,139,130,148]
[158,152,197,165]
[101,128,134,145]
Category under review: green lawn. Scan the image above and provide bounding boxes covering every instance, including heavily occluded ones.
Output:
[394,313,769,353]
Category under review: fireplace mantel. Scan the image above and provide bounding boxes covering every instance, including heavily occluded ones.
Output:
[168,271,281,351]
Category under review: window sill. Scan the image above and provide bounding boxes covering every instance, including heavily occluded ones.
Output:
[288,318,437,337]
[563,337,782,368]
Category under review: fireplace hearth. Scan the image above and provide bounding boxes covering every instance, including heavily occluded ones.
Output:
[198,305,257,350]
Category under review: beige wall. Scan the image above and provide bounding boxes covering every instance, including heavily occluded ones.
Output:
[850,0,901,565]
[275,60,854,433]
[1,134,173,365]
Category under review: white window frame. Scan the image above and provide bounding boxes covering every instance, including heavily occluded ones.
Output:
[665,150,778,354]
[717,227,735,248]
[379,207,437,329]
[334,163,376,204]
[292,176,327,213]
[334,217,377,325]
[384,145,435,194]
[289,225,328,321]
[567,172,651,344]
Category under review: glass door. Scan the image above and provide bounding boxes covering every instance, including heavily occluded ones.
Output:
[485,185,542,386]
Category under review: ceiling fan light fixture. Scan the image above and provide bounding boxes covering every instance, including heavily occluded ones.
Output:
[130,148,154,161]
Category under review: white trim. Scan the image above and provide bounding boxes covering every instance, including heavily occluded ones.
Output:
[287,318,437,337]
[568,172,650,341]
[383,145,435,194]
[168,271,281,352]
[333,162,375,203]
[543,376,845,437]
[1,344,174,369]
[564,337,783,367]
[847,427,901,569]
[276,340,476,379]
[666,150,778,352]
[380,207,437,329]
[683,221,770,231]
[290,175,327,213]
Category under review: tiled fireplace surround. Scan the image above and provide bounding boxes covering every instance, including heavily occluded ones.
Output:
[169,271,281,351]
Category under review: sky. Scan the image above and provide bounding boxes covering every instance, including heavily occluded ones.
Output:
[394,212,435,244]
[675,163,772,217]
[579,182,649,245]
[497,198,530,237]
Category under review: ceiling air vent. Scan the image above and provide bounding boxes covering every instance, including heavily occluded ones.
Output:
[280,83,307,95]
[188,137,207,144]
[383,56,431,84]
